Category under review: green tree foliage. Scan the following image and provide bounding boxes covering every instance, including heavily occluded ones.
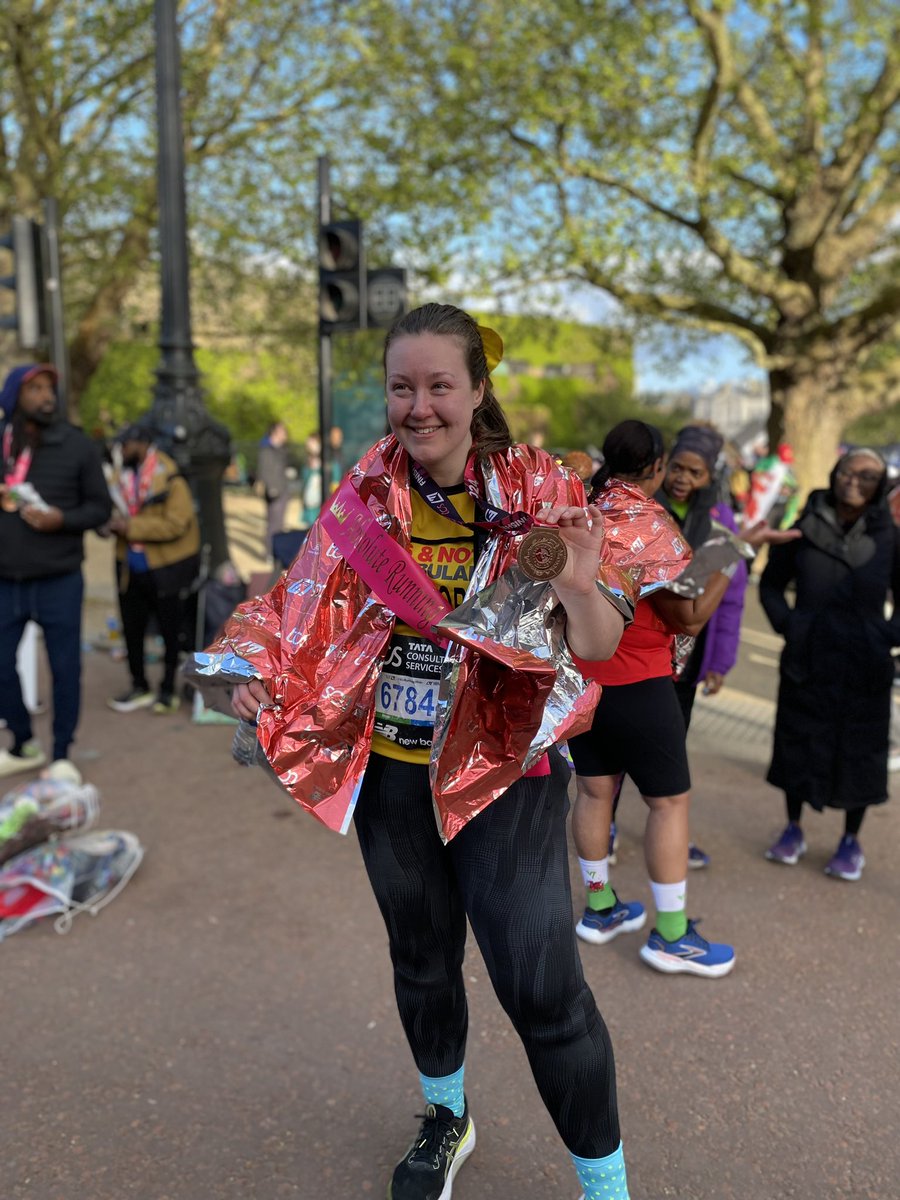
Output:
[0,0,363,404]
[347,0,900,493]
[79,339,317,446]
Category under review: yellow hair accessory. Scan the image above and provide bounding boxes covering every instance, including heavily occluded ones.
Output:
[477,325,504,374]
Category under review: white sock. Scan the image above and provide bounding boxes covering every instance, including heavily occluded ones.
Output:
[578,856,609,889]
[649,879,687,913]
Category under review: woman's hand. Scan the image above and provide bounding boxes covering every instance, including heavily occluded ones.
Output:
[702,670,724,696]
[535,503,624,661]
[740,520,802,548]
[538,503,605,597]
[232,679,274,721]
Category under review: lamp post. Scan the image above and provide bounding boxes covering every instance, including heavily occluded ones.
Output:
[151,0,230,570]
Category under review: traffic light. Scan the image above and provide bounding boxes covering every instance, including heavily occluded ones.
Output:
[366,268,407,329]
[319,218,366,333]
[0,216,46,349]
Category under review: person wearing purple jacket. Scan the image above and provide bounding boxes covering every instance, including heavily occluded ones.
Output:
[656,425,750,869]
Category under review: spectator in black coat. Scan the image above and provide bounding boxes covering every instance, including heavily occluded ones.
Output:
[761,449,900,881]
[0,364,112,777]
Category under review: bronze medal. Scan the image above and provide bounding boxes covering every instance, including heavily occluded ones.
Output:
[518,527,568,581]
[1,493,18,513]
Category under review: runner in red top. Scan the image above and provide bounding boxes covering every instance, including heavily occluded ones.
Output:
[568,420,738,979]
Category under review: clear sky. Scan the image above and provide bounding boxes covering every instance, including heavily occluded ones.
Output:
[634,331,767,394]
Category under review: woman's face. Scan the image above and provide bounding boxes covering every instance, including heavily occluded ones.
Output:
[833,454,884,512]
[386,333,484,486]
[664,449,711,503]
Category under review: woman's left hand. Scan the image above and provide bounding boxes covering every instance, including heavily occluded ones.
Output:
[702,670,724,696]
[537,502,605,597]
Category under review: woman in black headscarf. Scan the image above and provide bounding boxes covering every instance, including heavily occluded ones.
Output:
[761,448,900,880]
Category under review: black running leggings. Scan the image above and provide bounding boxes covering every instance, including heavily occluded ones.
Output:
[354,750,620,1158]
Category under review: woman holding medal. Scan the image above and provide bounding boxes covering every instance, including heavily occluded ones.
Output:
[216,304,636,1200]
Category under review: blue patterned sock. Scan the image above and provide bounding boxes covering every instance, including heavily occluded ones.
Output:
[572,1141,629,1198]
[418,1065,465,1118]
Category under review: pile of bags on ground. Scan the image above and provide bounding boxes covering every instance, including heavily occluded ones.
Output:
[0,762,142,941]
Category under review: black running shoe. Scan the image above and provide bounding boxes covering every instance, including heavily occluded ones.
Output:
[388,1102,475,1200]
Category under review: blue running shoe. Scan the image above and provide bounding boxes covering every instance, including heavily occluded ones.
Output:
[688,842,710,869]
[576,897,646,945]
[765,822,806,865]
[639,919,735,977]
[824,834,865,881]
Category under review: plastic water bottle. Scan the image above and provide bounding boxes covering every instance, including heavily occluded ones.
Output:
[231,719,260,767]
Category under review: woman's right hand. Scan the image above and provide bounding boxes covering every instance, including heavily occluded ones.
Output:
[232,679,274,721]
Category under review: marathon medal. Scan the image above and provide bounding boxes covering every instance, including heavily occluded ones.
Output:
[1,493,17,512]
[518,527,567,581]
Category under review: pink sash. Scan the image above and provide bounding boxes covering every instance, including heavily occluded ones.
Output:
[320,480,452,647]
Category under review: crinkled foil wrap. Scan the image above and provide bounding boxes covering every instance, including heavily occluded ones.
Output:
[594,478,692,597]
[664,522,754,597]
[185,440,648,843]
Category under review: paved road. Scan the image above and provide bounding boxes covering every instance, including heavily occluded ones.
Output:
[3,494,898,1200]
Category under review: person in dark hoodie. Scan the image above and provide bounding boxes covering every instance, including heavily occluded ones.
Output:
[656,424,750,869]
[0,363,111,777]
[761,448,900,881]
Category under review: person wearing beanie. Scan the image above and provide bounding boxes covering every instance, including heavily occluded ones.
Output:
[0,364,112,777]
[655,423,750,869]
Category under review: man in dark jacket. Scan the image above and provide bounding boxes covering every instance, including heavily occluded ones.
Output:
[0,363,112,777]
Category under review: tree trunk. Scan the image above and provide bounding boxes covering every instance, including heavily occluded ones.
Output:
[769,370,846,500]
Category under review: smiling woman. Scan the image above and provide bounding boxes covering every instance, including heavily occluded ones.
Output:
[214,302,641,1199]
[385,331,485,486]
[761,447,900,880]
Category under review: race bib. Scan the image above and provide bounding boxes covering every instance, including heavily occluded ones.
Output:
[373,632,445,753]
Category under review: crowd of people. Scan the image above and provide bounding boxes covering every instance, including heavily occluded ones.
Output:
[1,315,898,1199]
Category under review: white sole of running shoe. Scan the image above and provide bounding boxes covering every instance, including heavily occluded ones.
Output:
[824,857,865,881]
[765,841,807,866]
[0,751,47,778]
[639,945,736,978]
[576,910,647,945]
[106,697,155,713]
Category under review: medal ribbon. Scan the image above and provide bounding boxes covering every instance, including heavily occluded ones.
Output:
[2,426,33,488]
[409,459,536,536]
[119,446,160,551]
[121,447,160,517]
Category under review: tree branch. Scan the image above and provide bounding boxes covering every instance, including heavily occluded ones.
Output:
[571,257,773,357]
[830,39,900,197]
[816,283,900,357]
[798,1,826,158]
[686,0,791,183]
